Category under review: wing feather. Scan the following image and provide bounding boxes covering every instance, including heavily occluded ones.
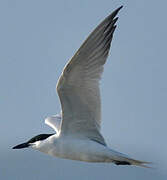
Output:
[57,6,122,145]
[45,113,62,134]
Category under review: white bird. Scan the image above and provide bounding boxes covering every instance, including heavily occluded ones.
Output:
[13,6,149,167]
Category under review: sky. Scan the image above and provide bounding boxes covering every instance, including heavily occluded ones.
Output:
[0,0,167,179]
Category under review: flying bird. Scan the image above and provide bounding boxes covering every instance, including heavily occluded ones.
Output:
[13,6,149,167]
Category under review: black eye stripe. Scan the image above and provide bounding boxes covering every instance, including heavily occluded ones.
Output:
[28,134,54,143]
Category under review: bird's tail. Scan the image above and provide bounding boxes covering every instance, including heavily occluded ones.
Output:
[112,155,151,168]
[109,150,151,168]
[115,157,151,168]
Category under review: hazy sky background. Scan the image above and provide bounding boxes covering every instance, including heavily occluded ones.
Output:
[1,0,167,179]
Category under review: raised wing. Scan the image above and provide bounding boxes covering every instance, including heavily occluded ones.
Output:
[45,113,62,134]
[57,6,122,145]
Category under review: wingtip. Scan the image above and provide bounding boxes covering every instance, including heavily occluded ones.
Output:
[108,5,123,21]
[119,5,123,10]
[114,5,123,14]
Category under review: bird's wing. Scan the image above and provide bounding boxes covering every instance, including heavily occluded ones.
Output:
[57,6,122,145]
[45,113,62,134]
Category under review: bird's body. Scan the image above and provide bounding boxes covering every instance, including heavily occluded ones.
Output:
[13,6,149,168]
[35,134,110,162]
[32,133,132,164]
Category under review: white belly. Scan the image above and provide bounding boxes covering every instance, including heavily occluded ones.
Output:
[39,135,114,162]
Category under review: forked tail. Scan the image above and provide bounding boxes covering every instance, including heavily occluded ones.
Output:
[113,156,151,168]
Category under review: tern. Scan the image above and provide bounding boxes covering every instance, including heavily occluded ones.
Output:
[13,6,149,167]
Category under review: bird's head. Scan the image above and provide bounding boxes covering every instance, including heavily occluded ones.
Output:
[12,134,54,149]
